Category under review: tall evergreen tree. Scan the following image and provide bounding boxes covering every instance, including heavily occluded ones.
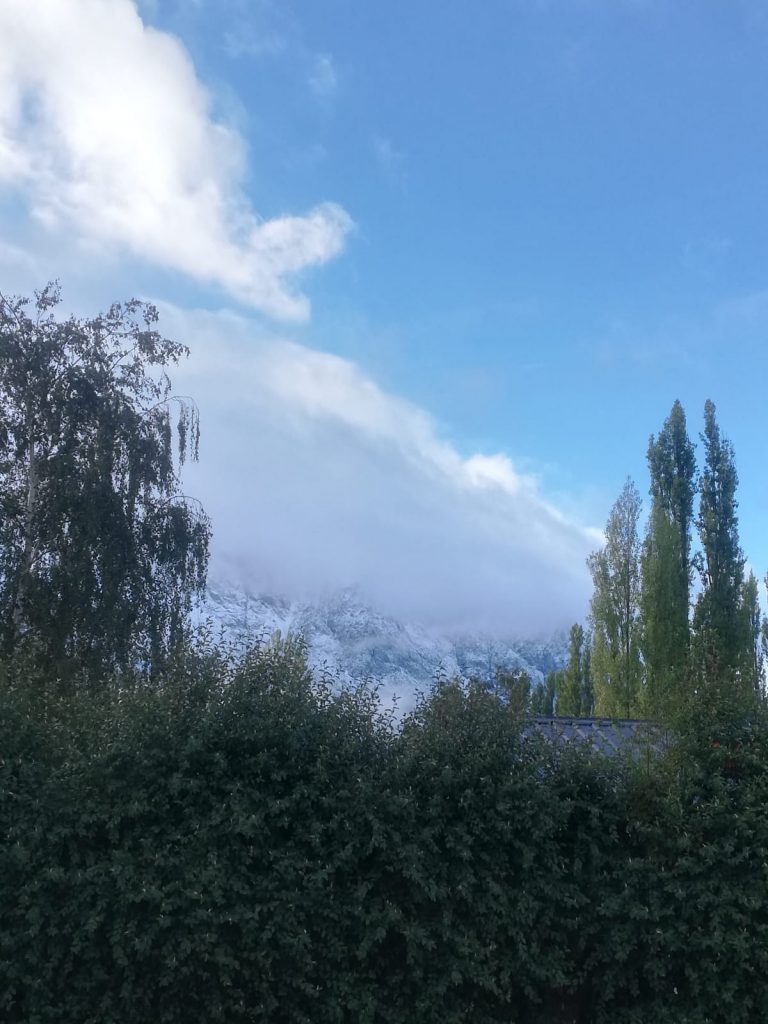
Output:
[692,400,746,694]
[640,400,696,717]
[0,285,210,686]
[588,479,643,717]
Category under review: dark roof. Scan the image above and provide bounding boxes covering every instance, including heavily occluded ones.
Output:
[524,716,669,757]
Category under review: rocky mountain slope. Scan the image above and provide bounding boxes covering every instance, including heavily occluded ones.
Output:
[201,582,568,708]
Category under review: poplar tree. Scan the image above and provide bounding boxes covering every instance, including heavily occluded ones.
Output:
[0,284,210,686]
[739,571,764,699]
[557,623,587,716]
[582,634,594,715]
[531,671,557,715]
[640,400,696,717]
[692,400,746,695]
[588,479,643,717]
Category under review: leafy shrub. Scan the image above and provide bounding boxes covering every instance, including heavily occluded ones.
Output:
[2,653,768,1023]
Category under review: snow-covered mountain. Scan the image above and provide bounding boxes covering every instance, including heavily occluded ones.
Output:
[201,582,568,709]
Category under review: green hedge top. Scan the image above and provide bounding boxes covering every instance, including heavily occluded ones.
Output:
[2,645,768,1024]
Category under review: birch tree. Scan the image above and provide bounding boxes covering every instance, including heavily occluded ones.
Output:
[0,284,210,685]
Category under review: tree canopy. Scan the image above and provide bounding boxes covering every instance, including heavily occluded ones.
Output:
[567,399,767,723]
[0,284,210,685]
[640,400,696,717]
[588,478,643,717]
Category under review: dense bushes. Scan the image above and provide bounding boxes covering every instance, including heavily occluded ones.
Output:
[2,642,768,1023]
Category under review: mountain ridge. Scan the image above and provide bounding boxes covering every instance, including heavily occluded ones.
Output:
[202,582,568,708]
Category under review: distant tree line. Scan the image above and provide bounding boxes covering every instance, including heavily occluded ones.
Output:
[532,399,766,722]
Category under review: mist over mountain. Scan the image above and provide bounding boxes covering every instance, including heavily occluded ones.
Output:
[202,581,568,711]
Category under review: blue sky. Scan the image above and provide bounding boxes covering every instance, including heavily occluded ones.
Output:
[1,0,767,631]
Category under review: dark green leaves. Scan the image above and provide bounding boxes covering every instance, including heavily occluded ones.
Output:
[0,284,210,687]
[3,651,768,1024]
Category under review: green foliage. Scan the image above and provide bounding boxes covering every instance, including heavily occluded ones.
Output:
[739,571,764,699]
[493,666,533,718]
[581,639,593,716]
[532,669,558,715]
[4,645,768,1024]
[3,273,766,1024]
[692,400,747,696]
[640,504,688,717]
[641,401,696,718]
[0,284,210,687]
[556,624,592,716]
[589,479,643,717]
[590,399,767,724]
[646,398,697,572]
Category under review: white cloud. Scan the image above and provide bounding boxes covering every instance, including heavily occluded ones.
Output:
[308,53,338,98]
[0,0,352,320]
[165,306,597,635]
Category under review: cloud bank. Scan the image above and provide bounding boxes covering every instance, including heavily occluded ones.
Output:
[167,307,598,635]
[0,0,351,320]
[0,1,597,636]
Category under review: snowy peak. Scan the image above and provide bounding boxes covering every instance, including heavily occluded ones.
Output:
[202,582,568,706]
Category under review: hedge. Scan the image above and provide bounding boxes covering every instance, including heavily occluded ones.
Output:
[2,642,767,1023]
